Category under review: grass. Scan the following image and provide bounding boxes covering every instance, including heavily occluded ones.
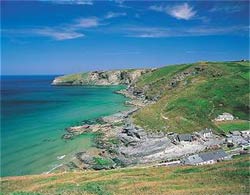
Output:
[1,155,249,195]
[215,120,250,133]
[92,157,115,170]
[55,69,146,85]
[135,63,192,100]
[80,182,111,195]
[173,167,202,174]
[133,61,250,133]
[8,193,43,195]
[55,73,89,84]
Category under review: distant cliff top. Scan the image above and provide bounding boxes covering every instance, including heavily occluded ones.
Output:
[52,69,153,86]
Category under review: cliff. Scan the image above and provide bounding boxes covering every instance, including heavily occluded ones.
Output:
[52,69,152,86]
[52,61,249,134]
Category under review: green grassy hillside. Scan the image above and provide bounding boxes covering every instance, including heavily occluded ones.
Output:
[1,155,249,195]
[52,69,147,85]
[133,61,250,133]
[55,73,89,84]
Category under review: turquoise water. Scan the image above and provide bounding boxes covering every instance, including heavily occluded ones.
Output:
[1,76,129,177]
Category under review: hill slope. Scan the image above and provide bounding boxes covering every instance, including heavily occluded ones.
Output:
[1,155,249,195]
[132,61,249,133]
[52,61,249,134]
[52,69,151,85]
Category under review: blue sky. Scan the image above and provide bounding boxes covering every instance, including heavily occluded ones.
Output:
[1,0,249,75]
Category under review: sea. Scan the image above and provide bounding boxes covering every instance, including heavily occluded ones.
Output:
[0,75,130,177]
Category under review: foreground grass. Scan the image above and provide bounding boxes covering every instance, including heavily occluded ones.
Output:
[133,61,250,133]
[1,155,249,195]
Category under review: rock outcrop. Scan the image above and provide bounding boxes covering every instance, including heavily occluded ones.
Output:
[52,69,152,86]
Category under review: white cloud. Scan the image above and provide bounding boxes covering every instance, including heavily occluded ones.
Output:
[32,28,85,40]
[149,3,196,20]
[135,33,165,38]
[1,16,103,41]
[134,30,168,38]
[74,17,99,28]
[113,0,131,8]
[168,3,196,20]
[74,0,93,5]
[209,5,242,13]
[126,25,249,38]
[149,5,164,12]
[33,17,101,40]
[114,0,125,4]
[48,0,93,5]
[2,28,85,41]
[125,27,169,38]
[105,12,127,19]
[185,50,226,55]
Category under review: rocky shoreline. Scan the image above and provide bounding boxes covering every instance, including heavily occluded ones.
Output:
[58,87,150,171]
[55,86,224,173]
[50,64,249,173]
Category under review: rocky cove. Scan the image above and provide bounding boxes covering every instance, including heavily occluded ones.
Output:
[51,69,225,172]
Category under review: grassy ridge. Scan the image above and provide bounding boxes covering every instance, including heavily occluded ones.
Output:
[55,73,89,84]
[133,61,250,133]
[53,69,142,85]
[136,63,192,99]
[1,155,249,195]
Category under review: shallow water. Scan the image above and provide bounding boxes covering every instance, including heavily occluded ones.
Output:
[1,75,129,176]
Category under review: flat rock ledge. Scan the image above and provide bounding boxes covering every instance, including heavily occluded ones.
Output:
[60,105,223,171]
[58,86,224,172]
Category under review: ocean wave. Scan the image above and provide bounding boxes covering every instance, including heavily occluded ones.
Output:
[57,155,66,160]
[44,164,63,174]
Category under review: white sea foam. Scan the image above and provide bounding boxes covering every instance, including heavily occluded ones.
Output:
[57,155,66,160]
[44,164,63,174]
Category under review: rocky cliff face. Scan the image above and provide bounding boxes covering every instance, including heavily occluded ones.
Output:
[52,69,151,86]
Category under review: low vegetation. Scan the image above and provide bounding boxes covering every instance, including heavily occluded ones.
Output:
[53,69,144,86]
[55,73,89,84]
[133,61,250,133]
[215,120,250,133]
[1,155,249,195]
[92,157,115,170]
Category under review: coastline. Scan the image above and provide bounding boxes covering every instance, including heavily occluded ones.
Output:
[48,61,250,174]
[50,84,221,173]
[52,86,147,173]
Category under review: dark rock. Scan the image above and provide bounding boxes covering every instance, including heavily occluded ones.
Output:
[119,135,139,146]
[67,161,79,169]
[227,142,234,148]
[91,157,116,170]
[62,133,73,140]
[194,67,204,71]
[76,152,94,165]
[82,119,96,125]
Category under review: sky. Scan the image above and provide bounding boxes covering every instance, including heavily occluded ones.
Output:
[1,0,249,75]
